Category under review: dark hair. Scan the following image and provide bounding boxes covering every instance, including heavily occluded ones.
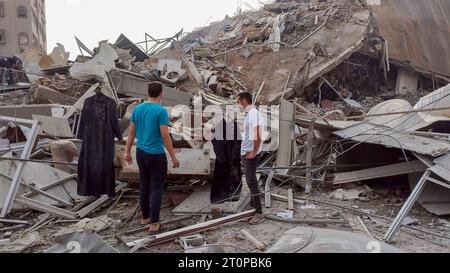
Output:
[148,82,163,98]
[237,92,252,104]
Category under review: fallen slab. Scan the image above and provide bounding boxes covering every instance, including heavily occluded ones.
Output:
[267,226,403,253]
[34,85,77,105]
[331,160,427,185]
[126,210,255,252]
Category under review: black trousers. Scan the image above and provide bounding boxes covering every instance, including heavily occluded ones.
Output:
[242,155,263,214]
[136,149,167,223]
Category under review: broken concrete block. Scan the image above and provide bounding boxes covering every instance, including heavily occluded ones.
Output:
[49,140,79,174]
[32,115,73,138]
[161,69,188,84]
[0,232,41,253]
[53,216,115,238]
[34,85,77,105]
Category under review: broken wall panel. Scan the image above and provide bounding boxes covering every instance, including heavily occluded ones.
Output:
[32,115,73,138]
[367,0,450,78]
[334,122,450,157]
[0,105,70,120]
[115,34,149,62]
[34,85,77,105]
[109,69,193,106]
[332,160,427,185]
[116,146,211,179]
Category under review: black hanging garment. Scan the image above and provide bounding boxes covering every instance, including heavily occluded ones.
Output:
[77,92,123,197]
[210,118,242,204]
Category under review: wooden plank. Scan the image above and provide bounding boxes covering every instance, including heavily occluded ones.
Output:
[76,183,126,218]
[127,210,256,252]
[332,160,427,185]
[27,187,73,207]
[241,229,266,250]
[118,216,191,236]
[266,215,348,225]
[32,115,74,138]
[271,193,306,206]
[287,189,294,211]
[0,218,30,225]
[15,197,77,220]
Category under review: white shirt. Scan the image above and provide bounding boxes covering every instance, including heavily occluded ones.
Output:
[241,106,263,156]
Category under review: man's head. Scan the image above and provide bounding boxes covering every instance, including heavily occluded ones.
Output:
[237,92,252,108]
[148,82,163,99]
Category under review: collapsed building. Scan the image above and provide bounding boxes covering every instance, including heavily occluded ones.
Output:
[0,0,449,253]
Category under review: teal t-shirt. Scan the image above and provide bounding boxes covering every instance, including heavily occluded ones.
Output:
[131,103,169,155]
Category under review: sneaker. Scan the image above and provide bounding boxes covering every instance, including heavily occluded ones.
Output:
[249,213,265,225]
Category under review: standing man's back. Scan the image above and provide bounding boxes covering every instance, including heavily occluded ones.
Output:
[132,102,168,155]
[125,82,180,233]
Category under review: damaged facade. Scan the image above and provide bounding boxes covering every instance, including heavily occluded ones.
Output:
[0,0,449,253]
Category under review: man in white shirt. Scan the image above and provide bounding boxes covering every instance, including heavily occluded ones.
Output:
[237,92,265,225]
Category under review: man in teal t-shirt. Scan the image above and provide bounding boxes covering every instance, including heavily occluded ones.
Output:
[125,82,180,233]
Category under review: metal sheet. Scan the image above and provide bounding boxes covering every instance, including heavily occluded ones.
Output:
[267,226,403,253]
[409,171,450,216]
[367,0,450,78]
[332,160,427,185]
[333,122,450,157]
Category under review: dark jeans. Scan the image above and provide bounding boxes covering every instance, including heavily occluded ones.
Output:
[136,149,167,223]
[242,155,262,214]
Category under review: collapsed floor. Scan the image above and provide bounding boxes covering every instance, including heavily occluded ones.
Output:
[1,0,450,253]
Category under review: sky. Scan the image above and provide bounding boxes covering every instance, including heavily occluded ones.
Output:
[46,0,266,60]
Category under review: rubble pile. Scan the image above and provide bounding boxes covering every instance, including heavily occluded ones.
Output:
[0,0,449,253]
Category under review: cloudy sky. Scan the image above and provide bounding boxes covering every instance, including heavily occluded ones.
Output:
[46,0,266,59]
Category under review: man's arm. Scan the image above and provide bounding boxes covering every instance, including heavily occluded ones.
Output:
[246,125,262,160]
[124,123,136,164]
[160,125,180,168]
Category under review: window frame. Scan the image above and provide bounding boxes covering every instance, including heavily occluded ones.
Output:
[18,32,29,46]
[0,2,5,18]
[17,5,28,18]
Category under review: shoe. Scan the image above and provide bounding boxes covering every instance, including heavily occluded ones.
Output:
[249,213,265,225]
[141,218,151,225]
[149,223,161,233]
